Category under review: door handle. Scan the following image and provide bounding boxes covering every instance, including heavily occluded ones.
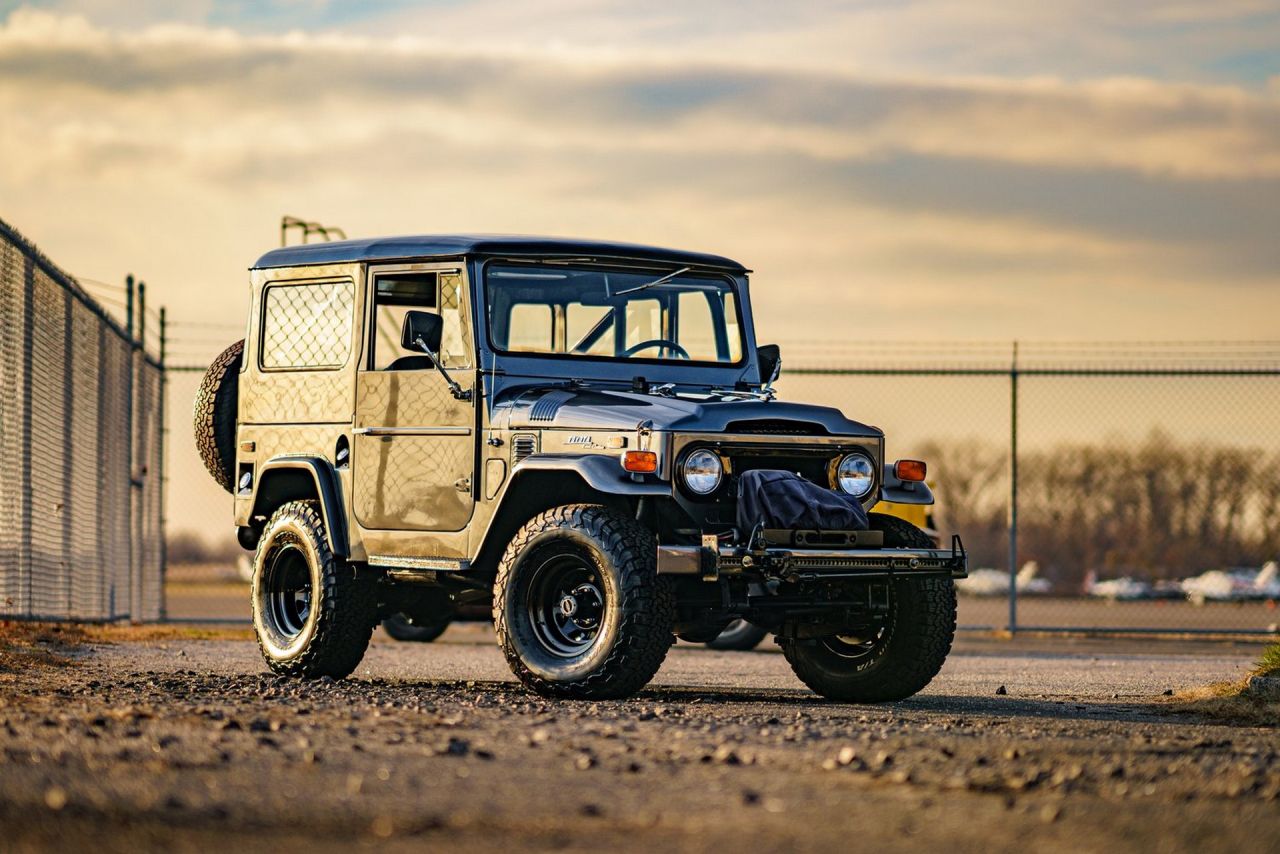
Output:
[354,426,472,437]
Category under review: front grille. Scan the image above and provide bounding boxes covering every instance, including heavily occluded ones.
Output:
[725,419,828,435]
[511,433,538,463]
[726,450,835,489]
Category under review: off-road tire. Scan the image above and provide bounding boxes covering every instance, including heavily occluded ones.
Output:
[251,500,375,679]
[706,619,770,651]
[782,512,956,702]
[493,504,676,700]
[383,613,450,643]
[193,339,244,492]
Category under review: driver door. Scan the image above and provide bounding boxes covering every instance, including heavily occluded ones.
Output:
[353,265,476,533]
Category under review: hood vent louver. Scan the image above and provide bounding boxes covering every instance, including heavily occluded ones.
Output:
[529,390,576,422]
[511,433,538,463]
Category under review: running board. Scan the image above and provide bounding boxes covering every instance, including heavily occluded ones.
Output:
[369,554,471,582]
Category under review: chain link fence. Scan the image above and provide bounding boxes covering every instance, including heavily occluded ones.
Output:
[779,341,1280,635]
[0,218,165,622]
[161,333,1280,635]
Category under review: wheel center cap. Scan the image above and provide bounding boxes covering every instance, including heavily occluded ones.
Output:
[559,595,578,617]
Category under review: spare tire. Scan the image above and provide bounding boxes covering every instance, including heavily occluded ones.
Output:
[193,339,244,492]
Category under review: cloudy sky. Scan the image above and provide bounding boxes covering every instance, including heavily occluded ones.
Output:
[2,0,1280,358]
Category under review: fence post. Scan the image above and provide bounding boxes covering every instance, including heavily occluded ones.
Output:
[1008,340,1019,634]
[125,274,134,338]
[158,307,167,620]
[137,281,146,352]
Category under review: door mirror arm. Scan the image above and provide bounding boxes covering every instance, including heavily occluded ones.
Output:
[413,335,472,401]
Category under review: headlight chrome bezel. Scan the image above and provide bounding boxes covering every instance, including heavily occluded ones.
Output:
[681,448,724,495]
[835,452,876,499]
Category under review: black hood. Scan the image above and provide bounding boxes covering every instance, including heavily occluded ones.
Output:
[493,385,880,438]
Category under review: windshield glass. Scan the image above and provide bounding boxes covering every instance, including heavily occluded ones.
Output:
[485,263,745,364]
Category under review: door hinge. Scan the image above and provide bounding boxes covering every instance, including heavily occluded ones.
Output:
[454,477,471,492]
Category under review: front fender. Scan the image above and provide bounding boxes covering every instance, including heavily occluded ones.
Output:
[470,453,670,572]
[250,456,350,557]
[879,464,934,506]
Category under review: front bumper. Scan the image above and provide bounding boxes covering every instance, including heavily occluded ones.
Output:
[657,535,968,582]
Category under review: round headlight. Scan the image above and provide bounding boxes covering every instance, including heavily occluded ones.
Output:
[836,453,875,498]
[682,449,723,495]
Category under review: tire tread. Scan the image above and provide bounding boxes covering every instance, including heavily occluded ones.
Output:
[193,339,244,493]
[252,500,374,680]
[782,512,957,702]
[493,504,675,700]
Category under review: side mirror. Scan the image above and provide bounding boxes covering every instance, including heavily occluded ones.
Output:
[401,310,443,354]
[757,344,782,386]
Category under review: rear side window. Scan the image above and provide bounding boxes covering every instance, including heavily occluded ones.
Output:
[260,280,355,370]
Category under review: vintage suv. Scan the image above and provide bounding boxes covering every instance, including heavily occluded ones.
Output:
[194,235,966,701]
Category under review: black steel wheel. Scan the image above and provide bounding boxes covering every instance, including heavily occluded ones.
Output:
[525,552,606,657]
[251,500,376,679]
[781,513,956,702]
[705,619,770,651]
[262,542,313,640]
[494,505,675,700]
[382,613,450,643]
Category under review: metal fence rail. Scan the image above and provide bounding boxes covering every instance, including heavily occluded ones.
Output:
[0,217,165,621]
[779,341,1280,636]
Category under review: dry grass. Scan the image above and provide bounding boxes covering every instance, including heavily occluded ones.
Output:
[1166,642,1280,726]
[76,624,254,643]
[1258,642,1280,677]
[0,621,253,673]
[0,622,85,672]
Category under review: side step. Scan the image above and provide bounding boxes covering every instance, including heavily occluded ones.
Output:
[368,554,470,584]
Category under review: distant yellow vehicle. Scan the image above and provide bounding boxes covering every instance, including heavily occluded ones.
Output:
[873,482,940,546]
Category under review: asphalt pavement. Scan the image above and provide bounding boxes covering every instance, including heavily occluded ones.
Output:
[2,623,1276,854]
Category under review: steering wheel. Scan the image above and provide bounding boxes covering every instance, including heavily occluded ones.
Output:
[621,339,691,359]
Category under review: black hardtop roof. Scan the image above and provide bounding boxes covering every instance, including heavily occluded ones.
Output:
[253,234,748,273]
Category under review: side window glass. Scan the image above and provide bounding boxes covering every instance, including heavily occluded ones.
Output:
[624,298,661,349]
[677,290,717,361]
[507,303,554,352]
[371,271,473,370]
[723,291,742,362]
[437,273,472,369]
[566,303,612,355]
[260,280,354,369]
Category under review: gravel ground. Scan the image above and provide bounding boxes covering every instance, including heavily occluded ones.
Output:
[1,626,1277,853]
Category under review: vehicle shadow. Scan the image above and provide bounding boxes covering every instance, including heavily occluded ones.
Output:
[372,676,1194,726]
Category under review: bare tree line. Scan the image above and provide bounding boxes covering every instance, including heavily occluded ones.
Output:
[922,432,1280,586]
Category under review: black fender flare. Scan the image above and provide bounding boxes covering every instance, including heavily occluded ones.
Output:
[472,453,670,571]
[511,453,671,497]
[249,456,350,558]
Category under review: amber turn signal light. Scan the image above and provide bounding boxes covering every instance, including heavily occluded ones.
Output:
[894,459,927,482]
[621,450,658,473]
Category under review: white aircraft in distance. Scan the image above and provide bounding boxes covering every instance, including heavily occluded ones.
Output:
[956,561,1052,597]
[1181,561,1280,605]
[1083,570,1153,601]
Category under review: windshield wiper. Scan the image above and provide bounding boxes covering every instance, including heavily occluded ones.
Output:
[613,266,692,297]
